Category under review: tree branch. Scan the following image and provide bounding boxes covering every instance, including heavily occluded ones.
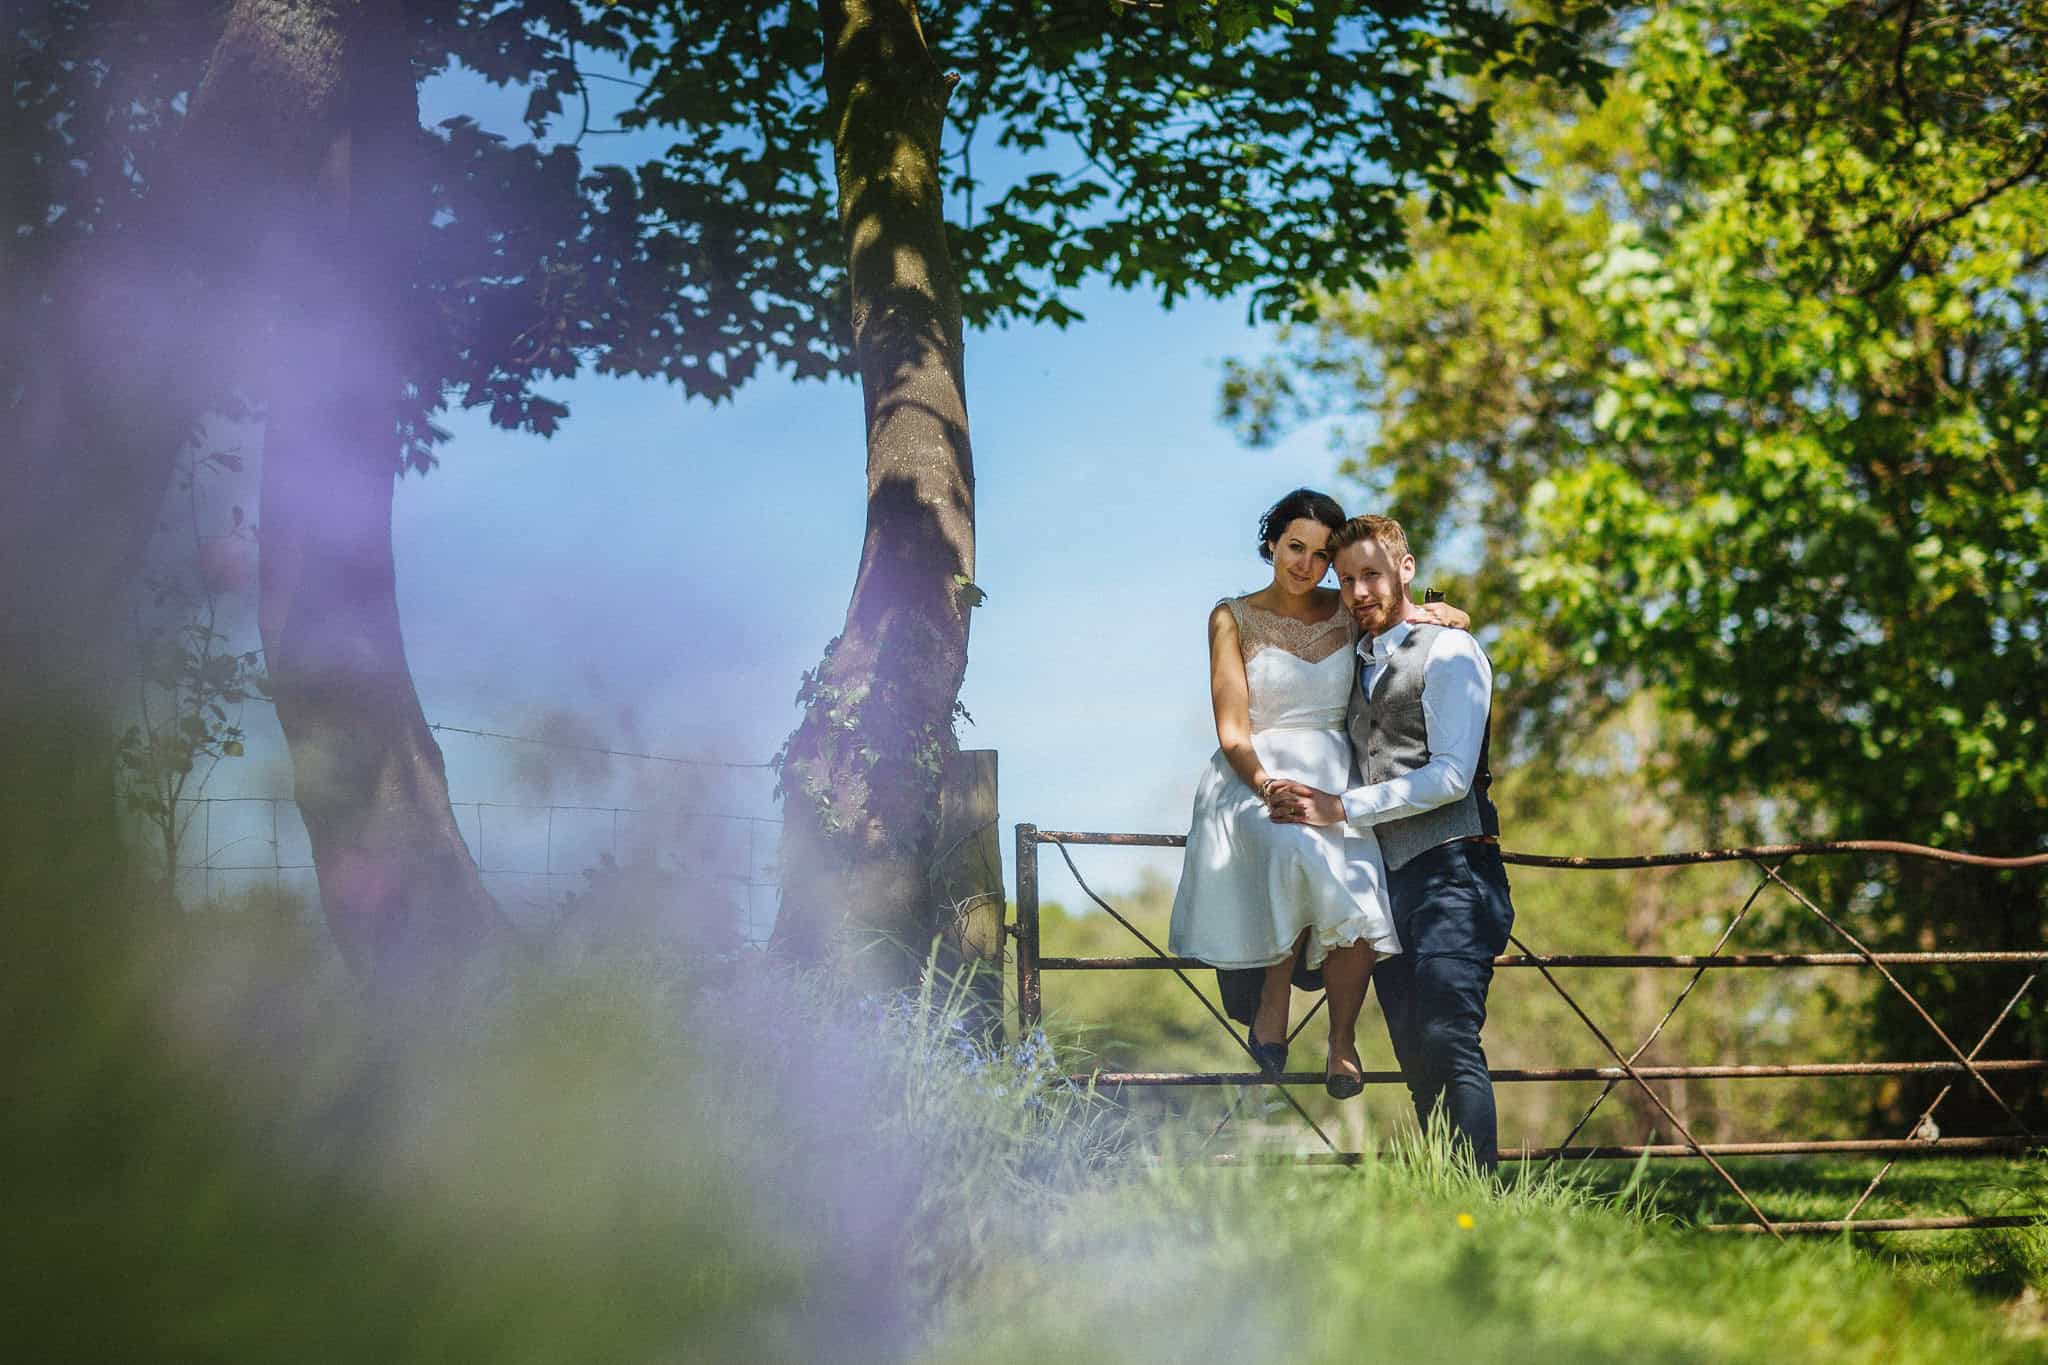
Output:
[1890,0,1920,142]
[1861,134,2048,295]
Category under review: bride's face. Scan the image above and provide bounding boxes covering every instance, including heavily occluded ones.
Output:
[1267,518,1333,595]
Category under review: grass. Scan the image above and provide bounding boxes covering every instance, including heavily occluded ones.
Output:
[6,909,2043,1362]
[926,1133,2048,1363]
[1588,1156,2048,1302]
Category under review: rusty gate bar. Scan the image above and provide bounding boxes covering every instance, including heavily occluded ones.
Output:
[1041,951,2048,970]
[1012,824,2048,1235]
[1073,1059,2048,1086]
[1842,973,2040,1225]
[1211,1137,2046,1163]
[1015,823,1041,1031]
[1024,828,2048,870]
[1707,1216,2046,1235]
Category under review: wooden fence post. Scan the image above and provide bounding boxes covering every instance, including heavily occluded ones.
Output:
[933,748,1005,1038]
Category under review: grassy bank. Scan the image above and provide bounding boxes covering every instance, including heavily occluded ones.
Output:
[5,914,2041,1362]
[927,1140,2048,1363]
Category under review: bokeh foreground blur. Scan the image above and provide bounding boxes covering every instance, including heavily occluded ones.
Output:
[5,910,2047,1362]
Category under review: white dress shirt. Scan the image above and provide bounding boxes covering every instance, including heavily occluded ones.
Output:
[1340,620,1494,827]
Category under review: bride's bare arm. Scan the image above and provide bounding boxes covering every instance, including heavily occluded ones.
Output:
[1408,599,1471,631]
[1208,604,1274,802]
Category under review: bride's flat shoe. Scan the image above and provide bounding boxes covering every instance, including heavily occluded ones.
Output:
[1246,1024,1289,1077]
[1325,1054,1364,1100]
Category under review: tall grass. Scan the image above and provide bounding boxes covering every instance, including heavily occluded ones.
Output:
[929,1125,2046,1363]
[4,910,2039,1362]
[2,914,1125,1362]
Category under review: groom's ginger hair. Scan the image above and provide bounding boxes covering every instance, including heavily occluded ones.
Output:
[1327,514,1411,563]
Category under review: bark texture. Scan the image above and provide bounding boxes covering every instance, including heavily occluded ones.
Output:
[201,0,503,981]
[773,0,976,979]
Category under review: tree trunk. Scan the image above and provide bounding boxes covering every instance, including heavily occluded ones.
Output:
[201,0,504,982]
[259,407,502,982]
[773,0,976,982]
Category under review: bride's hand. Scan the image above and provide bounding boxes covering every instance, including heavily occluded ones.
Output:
[1407,599,1471,631]
[1268,783,1344,827]
[1260,777,1310,809]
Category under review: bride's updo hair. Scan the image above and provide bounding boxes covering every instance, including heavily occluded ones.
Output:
[1257,488,1346,562]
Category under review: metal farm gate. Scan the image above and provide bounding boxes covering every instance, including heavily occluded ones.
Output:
[1011,825,2048,1240]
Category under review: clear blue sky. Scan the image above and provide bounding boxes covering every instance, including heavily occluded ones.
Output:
[175,53,1387,919]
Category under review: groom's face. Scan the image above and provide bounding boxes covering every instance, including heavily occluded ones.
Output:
[1335,539,1415,636]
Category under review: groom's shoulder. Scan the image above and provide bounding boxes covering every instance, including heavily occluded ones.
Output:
[1420,624,1493,676]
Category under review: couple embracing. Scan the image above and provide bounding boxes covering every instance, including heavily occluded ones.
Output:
[1166,489,1517,1174]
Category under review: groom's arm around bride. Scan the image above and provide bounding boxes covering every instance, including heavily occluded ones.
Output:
[1269,514,1516,1174]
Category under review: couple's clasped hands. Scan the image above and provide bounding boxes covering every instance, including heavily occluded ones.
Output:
[1262,597,1466,828]
[1264,778,1342,827]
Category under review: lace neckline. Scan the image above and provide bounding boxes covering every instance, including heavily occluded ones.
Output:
[1227,594,1354,664]
[1234,596,1346,630]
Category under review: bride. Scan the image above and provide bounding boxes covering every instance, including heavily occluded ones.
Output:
[1167,489,1465,1098]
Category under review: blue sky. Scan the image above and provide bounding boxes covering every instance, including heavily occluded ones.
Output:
[169,51,1387,916]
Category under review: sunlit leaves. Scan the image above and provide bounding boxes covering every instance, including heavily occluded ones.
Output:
[1222,0,2048,883]
[591,0,1614,347]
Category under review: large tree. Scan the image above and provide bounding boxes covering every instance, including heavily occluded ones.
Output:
[184,0,515,981]
[589,0,1615,972]
[4,1,741,980]
[1223,0,2048,1115]
[8,0,1614,987]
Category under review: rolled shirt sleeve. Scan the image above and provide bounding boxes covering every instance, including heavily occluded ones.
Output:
[1340,631,1493,827]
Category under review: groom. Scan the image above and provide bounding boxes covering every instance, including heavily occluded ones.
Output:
[1270,514,1515,1173]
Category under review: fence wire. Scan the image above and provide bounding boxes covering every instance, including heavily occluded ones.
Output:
[166,794,782,945]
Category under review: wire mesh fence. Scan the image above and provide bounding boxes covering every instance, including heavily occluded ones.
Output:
[168,794,782,945]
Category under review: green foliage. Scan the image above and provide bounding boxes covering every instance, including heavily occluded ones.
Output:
[594,0,1618,341]
[1221,0,2048,1103]
[116,447,265,904]
[4,3,806,467]
[775,639,973,856]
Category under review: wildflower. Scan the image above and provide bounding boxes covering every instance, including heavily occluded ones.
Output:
[1456,1212,1475,1230]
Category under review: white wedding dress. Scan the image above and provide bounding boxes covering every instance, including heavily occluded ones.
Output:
[1167,596,1400,970]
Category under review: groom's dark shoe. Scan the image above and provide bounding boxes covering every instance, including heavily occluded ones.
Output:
[1245,1025,1289,1077]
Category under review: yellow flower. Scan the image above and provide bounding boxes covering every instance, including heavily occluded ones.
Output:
[1456,1212,1476,1230]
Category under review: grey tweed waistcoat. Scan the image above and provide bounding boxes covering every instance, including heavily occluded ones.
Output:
[1344,622,1499,870]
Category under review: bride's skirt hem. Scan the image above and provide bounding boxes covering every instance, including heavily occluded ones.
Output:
[1304,913,1403,970]
[1179,916,1403,972]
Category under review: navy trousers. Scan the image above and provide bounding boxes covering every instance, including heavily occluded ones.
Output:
[1373,838,1515,1172]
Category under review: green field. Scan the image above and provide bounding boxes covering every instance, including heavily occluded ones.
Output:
[930,1150,2048,1363]
[8,916,2043,1363]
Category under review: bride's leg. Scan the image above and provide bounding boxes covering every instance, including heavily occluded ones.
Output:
[1323,941,1377,1085]
[1253,928,1308,1045]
